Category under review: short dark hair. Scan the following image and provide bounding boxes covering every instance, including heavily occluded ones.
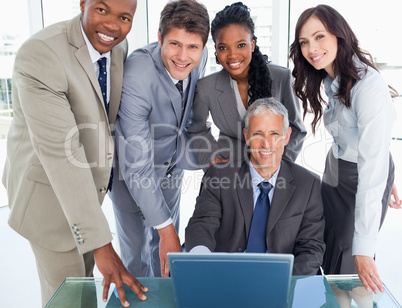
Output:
[159,0,210,46]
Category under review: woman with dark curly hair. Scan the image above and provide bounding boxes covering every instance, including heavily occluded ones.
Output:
[188,2,305,168]
[290,4,400,293]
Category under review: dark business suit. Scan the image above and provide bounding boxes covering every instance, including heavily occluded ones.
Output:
[188,63,306,168]
[185,159,325,275]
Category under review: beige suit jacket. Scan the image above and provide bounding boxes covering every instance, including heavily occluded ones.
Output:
[2,15,127,254]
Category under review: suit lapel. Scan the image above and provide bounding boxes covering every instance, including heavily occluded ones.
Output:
[179,69,197,129]
[236,161,254,239]
[108,42,126,124]
[67,16,105,112]
[216,69,244,138]
[267,160,296,234]
[151,46,182,124]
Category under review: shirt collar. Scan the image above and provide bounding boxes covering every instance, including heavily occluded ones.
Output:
[324,74,340,98]
[249,161,281,191]
[80,22,111,64]
[324,54,367,98]
[165,68,189,91]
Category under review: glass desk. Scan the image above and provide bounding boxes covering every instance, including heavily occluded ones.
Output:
[45,275,401,308]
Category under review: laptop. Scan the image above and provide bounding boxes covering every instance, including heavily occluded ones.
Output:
[168,252,294,308]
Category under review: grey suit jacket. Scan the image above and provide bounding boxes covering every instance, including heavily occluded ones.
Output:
[109,42,207,227]
[185,159,325,275]
[188,63,307,168]
[2,15,127,254]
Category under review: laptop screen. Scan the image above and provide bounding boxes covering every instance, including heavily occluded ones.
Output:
[168,253,294,308]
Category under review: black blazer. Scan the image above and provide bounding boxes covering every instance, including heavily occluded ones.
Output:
[185,159,325,275]
[188,63,307,168]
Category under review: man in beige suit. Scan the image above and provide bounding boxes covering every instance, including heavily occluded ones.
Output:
[2,0,147,306]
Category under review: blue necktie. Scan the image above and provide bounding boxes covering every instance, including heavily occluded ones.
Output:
[97,57,112,190]
[246,181,273,253]
[97,57,108,113]
[175,80,183,98]
[176,80,184,109]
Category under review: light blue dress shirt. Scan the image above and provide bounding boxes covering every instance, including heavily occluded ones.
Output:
[249,161,279,209]
[323,59,396,257]
[190,162,281,253]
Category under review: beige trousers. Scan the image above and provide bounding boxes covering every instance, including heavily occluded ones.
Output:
[30,242,95,307]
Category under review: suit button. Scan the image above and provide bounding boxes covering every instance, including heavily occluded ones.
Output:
[78,239,84,245]
[107,153,113,160]
[100,187,107,194]
[164,162,169,166]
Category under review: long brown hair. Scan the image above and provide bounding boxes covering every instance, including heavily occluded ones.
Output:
[289,4,376,133]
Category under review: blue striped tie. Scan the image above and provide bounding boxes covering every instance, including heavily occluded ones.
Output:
[246,181,273,253]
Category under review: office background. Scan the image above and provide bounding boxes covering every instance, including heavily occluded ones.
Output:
[0,0,401,306]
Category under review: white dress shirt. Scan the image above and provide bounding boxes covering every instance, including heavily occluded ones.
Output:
[80,23,111,104]
[323,59,396,257]
[167,70,189,93]
[229,76,249,120]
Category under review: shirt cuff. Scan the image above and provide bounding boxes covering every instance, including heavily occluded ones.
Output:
[153,218,173,230]
[189,245,211,253]
[352,235,377,257]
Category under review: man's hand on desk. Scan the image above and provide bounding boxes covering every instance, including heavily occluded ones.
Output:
[94,243,148,307]
[158,223,181,277]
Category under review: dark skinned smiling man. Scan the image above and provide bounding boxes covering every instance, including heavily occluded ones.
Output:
[2,0,147,306]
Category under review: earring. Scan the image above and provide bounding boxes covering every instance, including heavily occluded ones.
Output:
[215,52,220,65]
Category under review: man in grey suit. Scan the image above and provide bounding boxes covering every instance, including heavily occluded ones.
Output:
[185,98,325,275]
[108,0,209,278]
[2,0,148,306]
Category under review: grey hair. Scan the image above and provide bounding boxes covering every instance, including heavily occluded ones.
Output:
[244,98,289,133]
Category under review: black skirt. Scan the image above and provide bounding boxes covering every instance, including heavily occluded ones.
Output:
[321,150,394,274]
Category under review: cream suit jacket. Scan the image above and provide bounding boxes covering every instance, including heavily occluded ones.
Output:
[2,15,127,254]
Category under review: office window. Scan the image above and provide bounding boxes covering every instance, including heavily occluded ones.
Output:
[0,79,12,118]
[42,0,80,27]
[0,0,32,205]
[0,0,30,131]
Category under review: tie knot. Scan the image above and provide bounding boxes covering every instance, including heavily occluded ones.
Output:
[97,57,107,67]
[176,80,183,94]
[258,181,272,194]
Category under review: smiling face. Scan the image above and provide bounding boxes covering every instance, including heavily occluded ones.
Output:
[298,16,338,78]
[214,23,255,81]
[158,28,204,80]
[244,112,291,178]
[80,0,137,54]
